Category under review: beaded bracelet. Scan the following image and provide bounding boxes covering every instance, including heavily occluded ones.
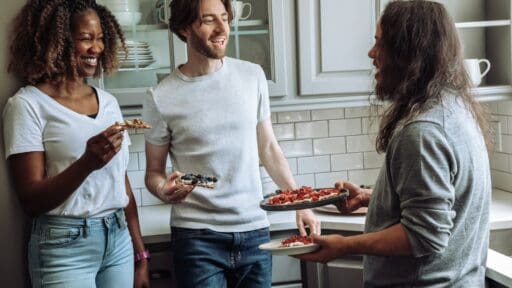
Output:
[134,250,151,263]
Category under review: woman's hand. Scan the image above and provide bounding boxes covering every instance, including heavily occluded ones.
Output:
[134,260,150,288]
[334,181,372,214]
[80,124,125,171]
[155,171,195,204]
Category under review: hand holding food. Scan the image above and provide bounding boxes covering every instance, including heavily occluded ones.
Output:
[81,125,124,171]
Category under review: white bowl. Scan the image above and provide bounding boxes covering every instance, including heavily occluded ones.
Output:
[113,11,142,26]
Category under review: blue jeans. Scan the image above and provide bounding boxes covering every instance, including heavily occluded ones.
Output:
[28,210,133,288]
[171,227,272,288]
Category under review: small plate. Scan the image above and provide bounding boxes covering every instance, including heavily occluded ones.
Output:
[259,238,319,256]
[260,188,349,211]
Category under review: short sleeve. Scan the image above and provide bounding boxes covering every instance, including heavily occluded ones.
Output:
[2,96,44,159]
[256,66,270,122]
[142,89,171,145]
[389,122,457,257]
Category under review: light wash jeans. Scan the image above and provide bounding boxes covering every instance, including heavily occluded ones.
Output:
[171,227,272,288]
[28,209,133,288]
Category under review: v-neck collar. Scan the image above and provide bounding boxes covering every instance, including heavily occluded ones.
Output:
[29,85,103,121]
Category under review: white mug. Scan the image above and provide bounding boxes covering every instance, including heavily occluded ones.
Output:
[464,58,491,87]
[232,1,252,23]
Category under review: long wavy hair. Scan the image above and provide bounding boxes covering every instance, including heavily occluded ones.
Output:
[169,0,233,42]
[374,0,491,153]
[8,0,126,85]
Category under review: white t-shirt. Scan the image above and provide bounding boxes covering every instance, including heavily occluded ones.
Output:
[143,57,270,232]
[3,86,130,217]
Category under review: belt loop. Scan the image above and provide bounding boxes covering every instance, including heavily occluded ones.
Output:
[83,218,90,238]
[115,209,126,229]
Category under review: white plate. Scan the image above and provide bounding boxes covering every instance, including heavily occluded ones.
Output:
[258,238,319,256]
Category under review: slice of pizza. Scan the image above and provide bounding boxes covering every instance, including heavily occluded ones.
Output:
[280,235,314,247]
[118,118,151,129]
[177,173,218,189]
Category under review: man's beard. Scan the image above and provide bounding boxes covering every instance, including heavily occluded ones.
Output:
[189,30,227,59]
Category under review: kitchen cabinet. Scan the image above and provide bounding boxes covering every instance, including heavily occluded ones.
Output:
[304,256,363,288]
[297,0,378,95]
[89,0,288,113]
[444,0,512,100]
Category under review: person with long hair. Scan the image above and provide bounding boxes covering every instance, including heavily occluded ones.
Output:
[295,1,492,286]
[3,0,149,287]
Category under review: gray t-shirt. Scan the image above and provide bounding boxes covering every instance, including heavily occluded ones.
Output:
[364,94,491,287]
[143,57,270,232]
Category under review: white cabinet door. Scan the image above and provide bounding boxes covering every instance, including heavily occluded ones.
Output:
[297,0,377,95]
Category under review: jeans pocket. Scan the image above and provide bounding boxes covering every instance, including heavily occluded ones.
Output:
[41,226,82,247]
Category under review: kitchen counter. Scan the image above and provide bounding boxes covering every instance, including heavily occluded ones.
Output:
[139,189,512,286]
[139,189,512,239]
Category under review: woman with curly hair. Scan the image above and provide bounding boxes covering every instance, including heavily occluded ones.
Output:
[3,0,149,287]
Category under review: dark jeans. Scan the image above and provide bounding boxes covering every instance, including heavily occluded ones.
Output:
[171,227,271,288]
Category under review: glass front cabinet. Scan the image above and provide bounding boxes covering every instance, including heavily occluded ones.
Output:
[89,0,287,115]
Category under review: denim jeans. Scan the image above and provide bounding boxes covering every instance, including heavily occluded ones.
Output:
[28,209,133,288]
[171,227,272,288]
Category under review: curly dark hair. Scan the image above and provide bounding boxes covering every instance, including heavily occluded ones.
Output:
[169,0,233,42]
[374,0,491,152]
[8,0,126,85]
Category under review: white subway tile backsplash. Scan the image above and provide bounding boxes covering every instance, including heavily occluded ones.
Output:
[141,188,164,206]
[329,118,362,136]
[138,152,146,171]
[490,152,509,172]
[348,169,381,186]
[362,117,381,134]
[297,156,331,174]
[331,153,364,171]
[127,171,145,189]
[345,107,370,118]
[315,171,348,188]
[296,121,328,139]
[287,158,298,175]
[501,135,512,154]
[128,134,145,152]
[497,101,512,116]
[491,170,512,192]
[279,139,313,157]
[363,151,385,169]
[262,179,278,196]
[132,188,142,207]
[346,134,376,153]
[488,102,498,114]
[314,137,346,155]
[271,112,277,124]
[294,174,316,187]
[277,111,311,123]
[311,108,345,120]
[128,153,139,171]
[273,123,295,140]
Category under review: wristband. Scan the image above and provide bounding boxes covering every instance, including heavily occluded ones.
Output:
[134,249,150,262]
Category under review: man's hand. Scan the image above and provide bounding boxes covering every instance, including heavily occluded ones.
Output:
[334,181,372,214]
[293,234,348,263]
[296,209,321,235]
[155,171,195,204]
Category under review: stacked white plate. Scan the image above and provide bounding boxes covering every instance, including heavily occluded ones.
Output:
[98,0,142,26]
[118,40,155,68]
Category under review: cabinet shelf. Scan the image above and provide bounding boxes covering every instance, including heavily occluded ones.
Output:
[231,19,267,27]
[118,65,171,72]
[231,29,269,36]
[456,20,511,28]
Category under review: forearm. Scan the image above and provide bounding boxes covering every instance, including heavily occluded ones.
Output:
[144,170,167,197]
[124,175,146,253]
[13,156,94,216]
[260,142,296,190]
[345,223,413,256]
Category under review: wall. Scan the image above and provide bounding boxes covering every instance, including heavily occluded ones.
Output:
[489,101,512,192]
[126,106,386,206]
[0,0,30,287]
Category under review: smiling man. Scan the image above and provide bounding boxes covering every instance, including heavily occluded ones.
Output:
[142,0,320,287]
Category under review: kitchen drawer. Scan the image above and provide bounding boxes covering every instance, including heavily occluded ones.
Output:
[326,256,363,288]
[272,255,302,283]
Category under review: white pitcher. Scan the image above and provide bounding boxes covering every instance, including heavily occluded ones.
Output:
[464,58,491,87]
